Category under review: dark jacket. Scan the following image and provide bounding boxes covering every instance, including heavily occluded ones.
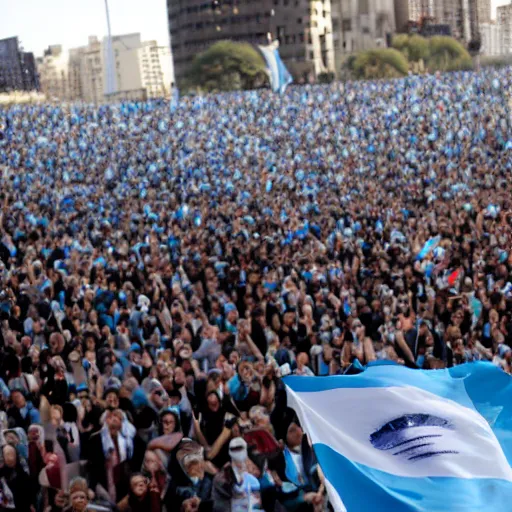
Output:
[0,464,34,512]
[87,431,130,502]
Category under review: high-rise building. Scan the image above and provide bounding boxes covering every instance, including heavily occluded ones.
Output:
[498,4,512,53]
[427,0,481,43]
[59,34,171,104]
[37,45,70,101]
[167,0,335,82]
[0,37,38,92]
[477,0,491,24]
[480,21,502,55]
[139,41,174,98]
[331,0,396,70]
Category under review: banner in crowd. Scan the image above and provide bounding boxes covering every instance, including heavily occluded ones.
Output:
[285,362,512,511]
[258,41,293,95]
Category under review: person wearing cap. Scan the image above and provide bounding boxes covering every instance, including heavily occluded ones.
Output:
[211,436,268,512]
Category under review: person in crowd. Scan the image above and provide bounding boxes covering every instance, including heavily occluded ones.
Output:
[0,67,512,511]
[0,443,34,512]
[87,408,132,503]
[271,422,324,512]
[117,473,161,512]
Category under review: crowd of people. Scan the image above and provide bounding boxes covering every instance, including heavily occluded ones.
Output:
[0,67,511,511]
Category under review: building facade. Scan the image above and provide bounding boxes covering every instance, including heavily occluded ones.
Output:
[167,0,335,82]
[498,4,512,54]
[0,37,38,92]
[139,41,174,98]
[476,0,491,24]
[109,33,144,98]
[480,22,502,55]
[37,45,70,101]
[331,0,396,71]
[59,33,170,104]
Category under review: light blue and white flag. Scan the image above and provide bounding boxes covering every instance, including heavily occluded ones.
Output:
[258,41,293,95]
[285,362,512,512]
[416,235,441,261]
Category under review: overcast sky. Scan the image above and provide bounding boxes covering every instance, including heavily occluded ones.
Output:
[0,0,170,56]
[0,0,510,57]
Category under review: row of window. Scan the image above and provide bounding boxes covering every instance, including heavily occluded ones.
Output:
[170,0,264,16]
[172,33,267,56]
[173,12,271,33]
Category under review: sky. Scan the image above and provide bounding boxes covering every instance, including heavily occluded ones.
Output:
[0,0,170,57]
[0,0,510,57]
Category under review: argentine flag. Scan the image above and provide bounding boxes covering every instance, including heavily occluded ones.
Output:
[284,362,512,511]
[258,41,293,95]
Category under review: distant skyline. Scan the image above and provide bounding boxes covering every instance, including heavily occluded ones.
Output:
[0,0,510,57]
[0,0,170,56]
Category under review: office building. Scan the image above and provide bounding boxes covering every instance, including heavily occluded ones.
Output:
[167,0,335,82]
[498,4,512,53]
[37,45,70,101]
[331,0,396,71]
[139,41,174,98]
[0,37,38,92]
[55,33,172,104]
[480,21,502,55]
[477,0,491,24]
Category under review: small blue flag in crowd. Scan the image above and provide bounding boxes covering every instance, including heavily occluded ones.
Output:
[285,362,512,511]
[416,235,441,261]
[258,41,293,95]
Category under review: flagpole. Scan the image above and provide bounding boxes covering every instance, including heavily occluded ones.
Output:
[104,0,116,98]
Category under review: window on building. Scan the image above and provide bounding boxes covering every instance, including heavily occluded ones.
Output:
[297,18,302,24]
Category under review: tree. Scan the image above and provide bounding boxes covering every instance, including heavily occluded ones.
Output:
[184,40,268,92]
[392,34,429,63]
[351,48,409,80]
[427,36,473,72]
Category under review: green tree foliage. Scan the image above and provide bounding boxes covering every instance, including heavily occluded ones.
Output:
[184,40,268,92]
[427,36,473,72]
[351,48,409,80]
[392,34,429,63]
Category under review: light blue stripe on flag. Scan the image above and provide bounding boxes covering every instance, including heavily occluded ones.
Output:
[258,43,293,94]
[284,363,512,511]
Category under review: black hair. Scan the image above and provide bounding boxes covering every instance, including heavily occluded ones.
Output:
[63,402,78,423]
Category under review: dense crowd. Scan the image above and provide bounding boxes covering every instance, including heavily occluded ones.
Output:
[0,67,511,511]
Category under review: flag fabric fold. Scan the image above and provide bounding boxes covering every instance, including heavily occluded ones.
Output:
[258,42,293,95]
[284,362,512,512]
[416,235,441,261]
